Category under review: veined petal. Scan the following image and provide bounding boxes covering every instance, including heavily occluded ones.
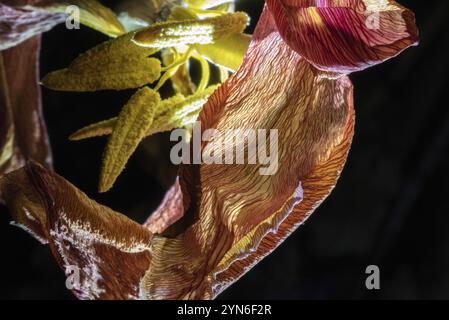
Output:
[266,0,419,73]
[0,161,153,300]
[140,8,354,299]
[0,2,65,50]
[0,36,52,193]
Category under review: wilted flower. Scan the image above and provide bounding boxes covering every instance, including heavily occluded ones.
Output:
[0,0,418,299]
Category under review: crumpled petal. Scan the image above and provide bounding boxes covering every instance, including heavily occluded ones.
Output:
[0,1,418,300]
[266,0,419,73]
[140,8,354,299]
[0,36,52,195]
[0,161,153,300]
[0,2,65,50]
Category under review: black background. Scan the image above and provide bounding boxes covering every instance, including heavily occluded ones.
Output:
[1,0,448,299]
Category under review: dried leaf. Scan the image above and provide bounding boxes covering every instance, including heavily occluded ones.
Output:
[41,32,161,91]
[99,87,160,193]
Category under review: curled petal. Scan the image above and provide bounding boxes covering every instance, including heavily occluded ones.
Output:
[0,2,65,50]
[0,161,153,299]
[140,8,354,299]
[266,0,419,73]
[0,36,52,192]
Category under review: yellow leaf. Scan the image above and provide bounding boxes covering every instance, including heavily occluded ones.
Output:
[99,87,160,193]
[70,86,218,141]
[69,118,116,141]
[161,49,196,96]
[43,0,125,37]
[194,33,251,72]
[41,33,161,92]
[133,12,249,49]
[183,0,234,9]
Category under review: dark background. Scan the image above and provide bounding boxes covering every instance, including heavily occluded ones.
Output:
[1,0,448,299]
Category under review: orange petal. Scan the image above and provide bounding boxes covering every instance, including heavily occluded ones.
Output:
[0,36,52,188]
[0,161,153,299]
[140,8,355,299]
[266,0,419,73]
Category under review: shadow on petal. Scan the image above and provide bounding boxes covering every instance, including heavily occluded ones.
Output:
[0,36,52,192]
[140,8,355,299]
[0,161,153,300]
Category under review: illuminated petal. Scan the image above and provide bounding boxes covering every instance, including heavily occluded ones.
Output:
[140,8,355,299]
[0,36,52,185]
[266,0,419,73]
[0,161,153,300]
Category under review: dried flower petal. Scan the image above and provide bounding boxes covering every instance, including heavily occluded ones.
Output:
[0,36,52,186]
[140,8,355,299]
[0,1,419,301]
[0,2,65,50]
[266,0,419,73]
[0,161,153,299]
